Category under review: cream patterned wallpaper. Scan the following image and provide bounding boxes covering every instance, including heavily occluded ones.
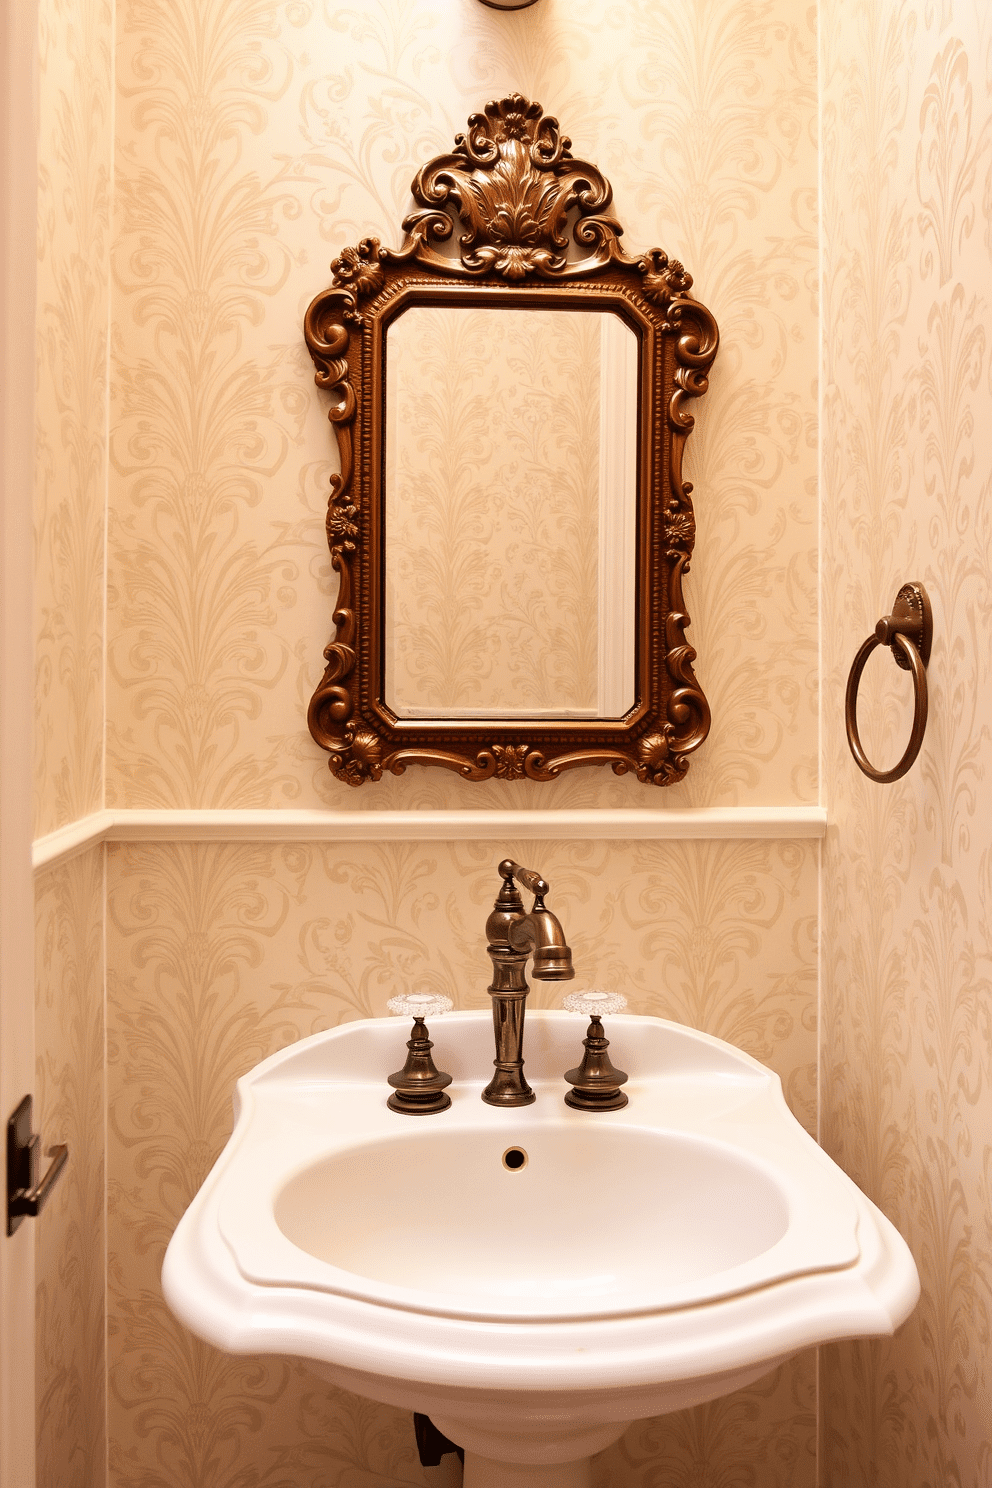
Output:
[33,0,992,1476]
[820,0,992,1483]
[106,0,818,811]
[34,0,112,1482]
[106,837,817,1488]
[34,0,112,836]
[42,0,982,1484]
[99,5,821,1476]
[35,849,106,1488]
[35,1,823,1483]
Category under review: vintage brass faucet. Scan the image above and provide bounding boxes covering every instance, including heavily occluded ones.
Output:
[482,859,574,1106]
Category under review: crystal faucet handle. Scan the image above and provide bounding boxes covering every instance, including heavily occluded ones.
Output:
[387,993,454,1018]
[562,989,627,1016]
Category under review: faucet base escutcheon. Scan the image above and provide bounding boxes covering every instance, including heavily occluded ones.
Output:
[564,1016,628,1111]
[387,1011,453,1115]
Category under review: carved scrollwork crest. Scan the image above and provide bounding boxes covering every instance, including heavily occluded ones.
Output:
[304,96,718,788]
[401,93,623,280]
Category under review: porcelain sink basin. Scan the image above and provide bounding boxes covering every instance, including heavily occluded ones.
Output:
[163,1010,919,1487]
[272,1124,793,1318]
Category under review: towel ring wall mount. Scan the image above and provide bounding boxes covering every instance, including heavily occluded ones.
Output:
[844,582,932,784]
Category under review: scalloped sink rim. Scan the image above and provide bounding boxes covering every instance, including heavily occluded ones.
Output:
[163,1010,920,1406]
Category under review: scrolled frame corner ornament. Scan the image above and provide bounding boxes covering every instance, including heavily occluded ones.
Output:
[304,95,719,789]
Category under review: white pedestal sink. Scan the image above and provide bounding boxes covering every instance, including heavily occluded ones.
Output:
[163,1011,919,1488]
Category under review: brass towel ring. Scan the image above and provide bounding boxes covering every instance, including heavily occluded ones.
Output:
[845,582,932,784]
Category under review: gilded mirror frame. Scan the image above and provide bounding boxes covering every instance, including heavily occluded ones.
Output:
[304,94,718,788]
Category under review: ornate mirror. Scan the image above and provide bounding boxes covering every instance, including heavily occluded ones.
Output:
[304,94,718,787]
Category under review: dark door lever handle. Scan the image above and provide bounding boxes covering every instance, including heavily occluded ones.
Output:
[6,1094,69,1236]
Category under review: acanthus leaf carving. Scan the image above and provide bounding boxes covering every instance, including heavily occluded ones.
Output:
[492,744,529,780]
[327,727,383,788]
[635,731,681,787]
[638,248,694,313]
[402,93,624,280]
[664,497,696,562]
[330,237,385,315]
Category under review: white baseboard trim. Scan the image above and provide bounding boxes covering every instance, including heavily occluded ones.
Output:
[32,806,827,872]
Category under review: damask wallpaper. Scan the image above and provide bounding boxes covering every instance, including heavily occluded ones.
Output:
[105,837,818,1488]
[36,0,816,1482]
[99,9,819,1470]
[34,0,992,1485]
[33,0,112,1482]
[35,849,106,1488]
[34,0,111,836]
[105,0,818,811]
[820,1,992,1483]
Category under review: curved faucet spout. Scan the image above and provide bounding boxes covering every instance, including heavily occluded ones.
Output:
[482,861,574,1107]
[507,910,574,980]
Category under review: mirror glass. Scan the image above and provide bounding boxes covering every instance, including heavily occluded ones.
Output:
[384,305,638,721]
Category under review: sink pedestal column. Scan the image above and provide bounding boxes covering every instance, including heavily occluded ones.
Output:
[428,1407,624,1488]
[309,1361,625,1488]
[462,1452,592,1488]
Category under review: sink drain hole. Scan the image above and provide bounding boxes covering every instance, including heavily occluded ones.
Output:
[502,1146,528,1171]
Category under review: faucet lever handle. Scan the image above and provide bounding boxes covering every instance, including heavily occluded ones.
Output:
[499,859,549,904]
